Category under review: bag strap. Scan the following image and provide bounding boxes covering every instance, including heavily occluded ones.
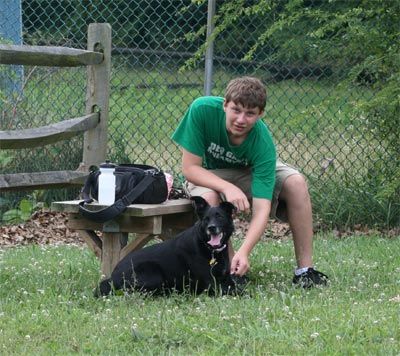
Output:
[78,174,156,223]
[81,170,97,202]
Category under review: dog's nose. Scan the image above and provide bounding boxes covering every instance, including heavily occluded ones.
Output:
[207,225,217,234]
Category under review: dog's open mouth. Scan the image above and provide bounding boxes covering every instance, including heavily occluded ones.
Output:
[207,232,224,249]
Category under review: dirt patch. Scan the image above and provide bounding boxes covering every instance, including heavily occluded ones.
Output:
[0,209,83,247]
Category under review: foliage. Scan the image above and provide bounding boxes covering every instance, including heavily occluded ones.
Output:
[1,194,47,224]
[0,234,399,355]
[186,0,399,67]
[357,69,400,206]
[0,151,14,168]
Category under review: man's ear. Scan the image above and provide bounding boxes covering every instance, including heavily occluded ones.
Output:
[190,196,210,218]
[223,99,228,112]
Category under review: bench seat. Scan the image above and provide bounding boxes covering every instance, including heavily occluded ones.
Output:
[51,199,195,277]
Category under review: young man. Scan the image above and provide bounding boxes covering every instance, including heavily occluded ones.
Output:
[172,77,328,288]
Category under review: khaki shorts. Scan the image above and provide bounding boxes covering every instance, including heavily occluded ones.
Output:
[183,161,299,222]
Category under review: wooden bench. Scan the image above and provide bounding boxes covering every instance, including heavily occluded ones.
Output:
[51,199,195,277]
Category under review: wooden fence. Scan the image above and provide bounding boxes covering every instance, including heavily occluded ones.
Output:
[0,23,111,192]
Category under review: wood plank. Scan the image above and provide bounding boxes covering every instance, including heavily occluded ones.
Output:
[0,113,99,149]
[51,199,194,216]
[0,44,103,67]
[77,230,102,258]
[120,234,154,260]
[0,170,88,191]
[159,212,195,239]
[126,200,194,216]
[67,213,163,234]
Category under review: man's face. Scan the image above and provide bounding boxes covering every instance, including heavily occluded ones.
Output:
[223,100,264,143]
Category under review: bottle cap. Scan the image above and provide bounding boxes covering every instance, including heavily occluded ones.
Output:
[99,160,116,169]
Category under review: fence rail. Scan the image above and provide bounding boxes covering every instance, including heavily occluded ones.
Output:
[0,45,104,66]
[0,113,99,149]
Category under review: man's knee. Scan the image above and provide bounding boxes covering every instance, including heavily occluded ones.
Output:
[201,191,221,206]
[281,174,309,199]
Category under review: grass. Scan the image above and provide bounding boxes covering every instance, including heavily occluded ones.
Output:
[0,233,399,355]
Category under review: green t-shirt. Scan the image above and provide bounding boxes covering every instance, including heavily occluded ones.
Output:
[172,96,276,200]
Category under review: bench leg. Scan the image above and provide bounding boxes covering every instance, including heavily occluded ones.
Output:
[120,233,154,260]
[77,230,102,258]
[101,232,122,278]
[101,233,156,278]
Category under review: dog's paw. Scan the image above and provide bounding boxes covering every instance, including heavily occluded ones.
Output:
[93,279,115,298]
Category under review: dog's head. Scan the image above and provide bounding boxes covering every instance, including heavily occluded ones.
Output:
[191,196,236,251]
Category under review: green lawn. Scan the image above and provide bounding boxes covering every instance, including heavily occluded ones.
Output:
[0,233,399,355]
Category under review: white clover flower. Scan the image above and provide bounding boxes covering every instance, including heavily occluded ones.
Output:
[311,332,319,339]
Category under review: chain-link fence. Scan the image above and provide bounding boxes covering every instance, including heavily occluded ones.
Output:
[1,0,399,228]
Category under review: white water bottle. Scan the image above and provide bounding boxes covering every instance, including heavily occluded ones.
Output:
[98,161,116,205]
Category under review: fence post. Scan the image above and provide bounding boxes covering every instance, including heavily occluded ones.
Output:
[83,23,112,169]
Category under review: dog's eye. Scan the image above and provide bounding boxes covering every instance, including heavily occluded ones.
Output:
[214,213,223,219]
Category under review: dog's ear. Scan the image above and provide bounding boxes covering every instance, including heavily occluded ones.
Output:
[219,201,236,216]
[190,196,210,218]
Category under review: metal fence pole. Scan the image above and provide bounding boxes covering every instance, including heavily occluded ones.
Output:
[0,0,23,95]
[204,0,215,96]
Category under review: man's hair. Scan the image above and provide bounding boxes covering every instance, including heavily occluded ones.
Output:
[224,77,267,111]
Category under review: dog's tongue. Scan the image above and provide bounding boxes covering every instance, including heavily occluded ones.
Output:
[208,233,223,247]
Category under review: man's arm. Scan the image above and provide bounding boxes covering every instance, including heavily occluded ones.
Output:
[231,197,271,276]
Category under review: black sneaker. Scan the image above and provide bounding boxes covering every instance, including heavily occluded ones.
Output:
[292,268,328,288]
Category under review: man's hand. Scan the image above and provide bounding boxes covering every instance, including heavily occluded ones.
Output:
[222,184,251,215]
[229,198,271,277]
[230,249,250,276]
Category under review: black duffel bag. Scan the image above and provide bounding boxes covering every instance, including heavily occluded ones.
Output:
[78,163,168,223]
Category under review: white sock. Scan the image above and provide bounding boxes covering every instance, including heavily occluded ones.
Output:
[295,266,311,276]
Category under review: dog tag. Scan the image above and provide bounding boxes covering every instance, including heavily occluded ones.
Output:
[209,257,217,266]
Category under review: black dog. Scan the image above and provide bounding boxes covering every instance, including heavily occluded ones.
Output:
[94,196,244,297]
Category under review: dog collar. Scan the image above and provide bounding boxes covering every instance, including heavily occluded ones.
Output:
[214,244,227,253]
[207,243,226,253]
[209,244,227,266]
